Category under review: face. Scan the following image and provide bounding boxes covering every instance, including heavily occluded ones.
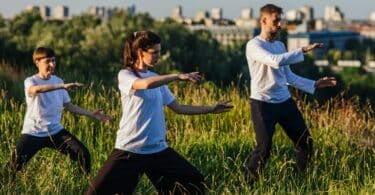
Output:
[36,57,56,78]
[140,44,161,67]
[262,12,282,37]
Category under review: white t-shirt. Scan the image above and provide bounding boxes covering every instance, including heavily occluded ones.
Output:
[22,75,70,137]
[246,36,316,103]
[115,69,175,154]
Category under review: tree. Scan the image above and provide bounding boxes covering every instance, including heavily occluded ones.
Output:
[9,10,42,36]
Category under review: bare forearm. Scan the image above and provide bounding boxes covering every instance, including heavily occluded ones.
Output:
[175,105,214,115]
[29,84,64,96]
[65,103,93,118]
[134,74,179,89]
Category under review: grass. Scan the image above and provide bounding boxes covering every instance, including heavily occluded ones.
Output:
[0,81,374,194]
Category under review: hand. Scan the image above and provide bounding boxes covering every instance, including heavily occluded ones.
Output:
[63,82,84,90]
[91,109,111,122]
[314,77,337,89]
[212,100,234,114]
[177,72,202,83]
[302,43,323,53]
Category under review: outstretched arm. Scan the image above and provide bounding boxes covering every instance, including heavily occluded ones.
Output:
[132,72,201,90]
[167,100,233,115]
[247,42,323,69]
[63,102,110,122]
[28,82,83,97]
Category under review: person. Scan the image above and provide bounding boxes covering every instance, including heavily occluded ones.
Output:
[86,30,233,195]
[245,4,337,181]
[6,47,110,178]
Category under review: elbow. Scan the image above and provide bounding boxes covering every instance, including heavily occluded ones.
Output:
[269,60,281,68]
[267,56,283,68]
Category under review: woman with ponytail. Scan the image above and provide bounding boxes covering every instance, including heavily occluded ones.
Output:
[86,30,233,195]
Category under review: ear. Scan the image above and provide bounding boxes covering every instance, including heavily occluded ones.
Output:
[137,48,144,58]
[261,16,267,25]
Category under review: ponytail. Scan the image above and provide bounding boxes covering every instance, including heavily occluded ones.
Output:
[123,30,161,78]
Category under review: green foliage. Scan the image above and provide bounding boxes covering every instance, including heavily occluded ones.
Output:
[0,14,5,28]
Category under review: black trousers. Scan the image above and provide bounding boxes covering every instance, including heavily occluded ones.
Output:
[86,148,205,195]
[8,129,91,174]
[247,98,313,176]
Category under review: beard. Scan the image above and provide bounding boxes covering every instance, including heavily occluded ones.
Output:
[269,31,280,41]
[265,27,281,41]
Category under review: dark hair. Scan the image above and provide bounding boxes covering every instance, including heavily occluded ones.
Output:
[124,30,161,77]
[260,4,283,17]
[33,47,55,64]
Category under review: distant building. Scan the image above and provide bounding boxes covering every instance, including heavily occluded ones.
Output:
[234,8,258,28]
[26,5,40,12]
[189,25,259,45]
[285,5,314,22]
[337,60,361,67]
[88,5,136,19]
[195,10,210,22]
[54,5,69,20]
[240,8,253,19]
[370,11,375,22]
[211,8,222,20]
[39,5,51,19]
[288,31,360,58]
[25,5,51,20]
[170,5,185,23]
[360,26,375,39]
[171,5,183,19]
[286,9,304,21]
[299,5,314,21]
[324,6,344,21]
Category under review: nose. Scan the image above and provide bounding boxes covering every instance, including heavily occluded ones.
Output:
[49,61,56,68]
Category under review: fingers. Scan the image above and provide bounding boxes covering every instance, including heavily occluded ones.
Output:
[74,82,84,87]
[219,100,232,105]
[316,76,337,88]
[182,72,202,83]
[93,109,111,122]
[313,43,324,48]
[65,82,84,90]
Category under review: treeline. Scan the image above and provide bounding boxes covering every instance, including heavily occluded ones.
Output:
[0,9,374,107]
[0,9,245,85]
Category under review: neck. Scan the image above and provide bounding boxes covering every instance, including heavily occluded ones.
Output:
[260,30,277,42]
[134,62,148,73]
[37,72,51,80]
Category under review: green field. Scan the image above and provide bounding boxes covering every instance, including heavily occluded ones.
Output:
[1,83,374,194]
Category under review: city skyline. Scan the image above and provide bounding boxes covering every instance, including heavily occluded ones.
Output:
[0,0,374,20]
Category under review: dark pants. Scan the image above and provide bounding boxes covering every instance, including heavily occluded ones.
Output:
[86,148,205,195]
[7,129,91,174]
[247,98,313,177]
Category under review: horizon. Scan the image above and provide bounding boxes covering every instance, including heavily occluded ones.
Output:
[0,0,374,20]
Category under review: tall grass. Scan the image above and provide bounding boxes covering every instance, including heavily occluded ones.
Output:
[0,82,374,194]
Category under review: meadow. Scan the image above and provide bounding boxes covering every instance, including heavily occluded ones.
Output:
[0,82,374,194]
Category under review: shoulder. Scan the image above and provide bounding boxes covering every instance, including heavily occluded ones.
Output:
[247,36,264,49]
[118,69,134,78]
[147,71,158,77]
[118,69,139,82]
[51,75,64,84]
[24,75,37,85]
[275,40,286,47]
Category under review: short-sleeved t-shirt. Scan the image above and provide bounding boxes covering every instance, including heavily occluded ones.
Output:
[22,75,70,137]
[115,69,175,154]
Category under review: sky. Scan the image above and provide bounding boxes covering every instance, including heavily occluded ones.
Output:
[0,0,374,20]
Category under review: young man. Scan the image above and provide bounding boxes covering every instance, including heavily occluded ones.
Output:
[7,47,110,177]
[245,4,337,180]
